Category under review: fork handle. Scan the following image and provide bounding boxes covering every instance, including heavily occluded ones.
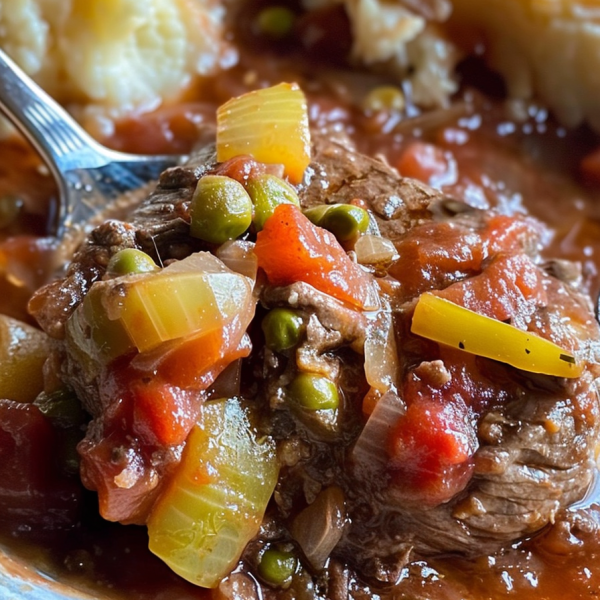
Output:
[0,49,111,176]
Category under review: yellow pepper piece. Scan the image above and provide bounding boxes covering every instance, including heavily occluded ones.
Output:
[216,82,311,184]
[411,293,583,379]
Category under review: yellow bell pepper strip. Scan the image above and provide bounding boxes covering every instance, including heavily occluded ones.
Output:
[411,292,583,378]
[147,397,278,588]
[216,82,311,184]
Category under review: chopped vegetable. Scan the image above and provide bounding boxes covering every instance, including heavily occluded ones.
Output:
[354,234,398,268]
[258,548,297,586]
[364,304,400,395]
[147,397,278,588]
[289,486,345,570]
[216,83,311,184]
[106,248,158,276]
[190,175,253,244]
[288,373,339,410]
[246,173,300,230]
[256,6,295,39]
[67,252,255,360]
[254,204,379,310]
[303,204,369,242]
[215,240,258,280]
[261,308,304,352]
[411,292,583,378]
[0,315,50,403]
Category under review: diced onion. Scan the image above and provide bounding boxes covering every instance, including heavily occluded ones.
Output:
[364,304,400,394]
[411,293,583,378]
[66,252,256,362]
[147,397,278,588]
[351,390,405,471]
[215,240,258,280]
[216,83,311,184]
[354,234,398,267]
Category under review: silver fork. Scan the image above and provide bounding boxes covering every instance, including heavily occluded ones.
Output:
[0,49,182,238]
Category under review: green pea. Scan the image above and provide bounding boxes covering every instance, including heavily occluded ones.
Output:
[304,204,370,242]
[362,85,405,112]
[247,174,300,230]
[262,308,304,352]
[256,6,295,39]
[320,204,369,241]
[106,248,158,276]
[258,548,297,586]
[190,175,253,244]
[288,373,339,411]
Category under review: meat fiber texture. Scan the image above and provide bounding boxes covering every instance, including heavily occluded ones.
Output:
[0,0,232,129]
[450,0,600,131]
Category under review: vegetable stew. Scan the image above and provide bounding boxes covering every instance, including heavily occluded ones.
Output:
[2,3,600,600]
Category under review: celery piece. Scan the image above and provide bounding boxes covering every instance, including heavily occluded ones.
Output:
[147,397,279,588]
[216,83,311,184]
[66,252,255,363]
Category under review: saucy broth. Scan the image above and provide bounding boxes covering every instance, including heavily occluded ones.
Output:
[2,5,600,600]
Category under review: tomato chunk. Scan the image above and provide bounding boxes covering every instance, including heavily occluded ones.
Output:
[255,204,377,309]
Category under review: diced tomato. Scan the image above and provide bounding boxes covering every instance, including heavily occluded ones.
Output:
[437,253,547,322]
[255,204,377,309]
[152,327,252,390]
[389,221,484,299]
[387,397,476,506]
[482,214,541,257]
[131,380,199,447]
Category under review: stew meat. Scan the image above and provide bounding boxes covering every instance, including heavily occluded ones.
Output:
[24,121,600,598]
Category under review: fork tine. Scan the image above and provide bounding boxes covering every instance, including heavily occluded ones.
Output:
[0,49,181,237]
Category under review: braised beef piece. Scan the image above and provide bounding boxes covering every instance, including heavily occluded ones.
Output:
[28,132,600,589]
[261,135,600,581]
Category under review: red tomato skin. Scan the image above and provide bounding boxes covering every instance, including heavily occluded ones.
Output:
[255,204,375,309]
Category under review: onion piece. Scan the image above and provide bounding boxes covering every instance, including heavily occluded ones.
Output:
[215,240,258,280]
[355,234,398,268]
[364,302,400,394]
[290,486,346,570]
[216,83,311,184]
[66,252,255,361]
[147,397,279,588]
[351,390,405,473]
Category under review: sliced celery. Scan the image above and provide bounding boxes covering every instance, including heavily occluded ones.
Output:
[216,83,311,184]
[66,252,255,362]
[147,397,279,588]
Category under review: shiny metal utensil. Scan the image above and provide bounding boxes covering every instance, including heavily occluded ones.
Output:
[0,49,181,238]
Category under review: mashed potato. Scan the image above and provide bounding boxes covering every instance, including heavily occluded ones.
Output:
[0,0,232,126]
[450,0,600,130]
[303,0,459,107]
